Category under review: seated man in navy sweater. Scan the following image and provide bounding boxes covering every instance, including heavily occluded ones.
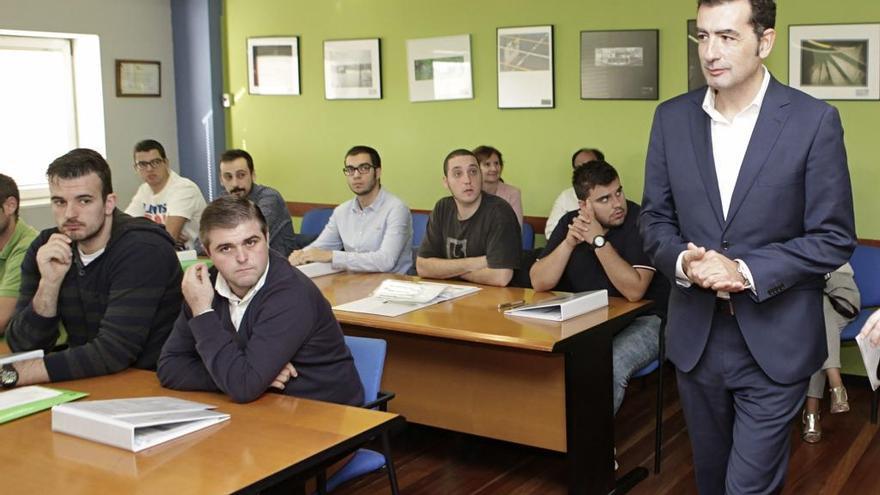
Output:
[157,196,363,405]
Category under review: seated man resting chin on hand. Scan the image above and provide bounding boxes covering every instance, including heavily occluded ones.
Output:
[157,196,363,406]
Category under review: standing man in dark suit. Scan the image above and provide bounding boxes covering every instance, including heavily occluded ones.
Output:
[640,0,856,492]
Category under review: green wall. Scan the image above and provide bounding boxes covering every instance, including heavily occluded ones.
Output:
[223,0,879,239]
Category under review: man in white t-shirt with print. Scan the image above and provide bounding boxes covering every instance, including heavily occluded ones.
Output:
[125,139,207,250]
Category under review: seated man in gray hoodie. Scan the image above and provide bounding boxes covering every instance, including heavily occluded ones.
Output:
[157,196,363,405]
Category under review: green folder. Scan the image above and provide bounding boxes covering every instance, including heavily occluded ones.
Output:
[0,387,88,424]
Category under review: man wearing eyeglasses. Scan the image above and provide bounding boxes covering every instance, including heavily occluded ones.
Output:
[124,139,207,251]
[288,145,412,274]
[416,149,521,287]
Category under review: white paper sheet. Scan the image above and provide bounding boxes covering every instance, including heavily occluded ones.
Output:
[856,334,880,391]
[0,386,61,409]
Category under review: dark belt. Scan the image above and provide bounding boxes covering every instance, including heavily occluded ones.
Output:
[715,298,735,316]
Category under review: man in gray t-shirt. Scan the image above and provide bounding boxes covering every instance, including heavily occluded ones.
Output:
[417,149,521,287]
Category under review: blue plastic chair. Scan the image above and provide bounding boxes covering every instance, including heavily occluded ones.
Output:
[411,213,429,248]
[301,208,334,236]
[521,222,535,251]
[839,245,880,423]
[317,336,400,494]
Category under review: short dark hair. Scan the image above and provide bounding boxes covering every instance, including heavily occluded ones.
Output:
[199,196,268,250]
[472,145,504,167]
[133,139,167,160]
[0,174,20,219]
[345,145,381,169]
[220,149,254,173]
[571,148,605,169]
[697,0,776,39]
[443,149,478,176]
[572,160,620,201]
[46,148,114,200]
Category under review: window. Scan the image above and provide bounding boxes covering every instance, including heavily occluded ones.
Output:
[0,32,105,203]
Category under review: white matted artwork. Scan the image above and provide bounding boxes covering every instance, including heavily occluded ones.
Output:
[406,34,473,102]
[247,37,300,95]
[497,25,554,108]
[789,23,880,100]
[323,38,382,100]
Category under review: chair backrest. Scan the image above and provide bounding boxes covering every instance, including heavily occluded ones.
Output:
[411,212,430,248]
[344,335,387,405]
[521,222,535,251]
[852,245,880,308]
[300,208,334,236]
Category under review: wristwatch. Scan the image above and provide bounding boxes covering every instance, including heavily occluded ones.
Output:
[0,364,19,389]
[592,235,607,248]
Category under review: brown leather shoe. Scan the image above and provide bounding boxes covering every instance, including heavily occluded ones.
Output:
[802,410,822,444]
[830,386,850,414]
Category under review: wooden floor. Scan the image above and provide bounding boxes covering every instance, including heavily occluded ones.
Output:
[336,367,880,494]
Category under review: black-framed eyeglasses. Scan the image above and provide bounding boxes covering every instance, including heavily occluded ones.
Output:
[135,158,165,170]
[342,163,376,176]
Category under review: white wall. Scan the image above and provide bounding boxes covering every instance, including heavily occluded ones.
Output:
[1,0,178,229]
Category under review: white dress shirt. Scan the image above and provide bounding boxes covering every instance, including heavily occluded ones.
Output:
[675,67,771,292]
[215,259,270,332]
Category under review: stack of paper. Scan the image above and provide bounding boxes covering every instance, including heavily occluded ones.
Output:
[334,280,481,317]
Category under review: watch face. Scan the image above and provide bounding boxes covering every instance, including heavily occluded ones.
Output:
[593,235,606,247]
[0,366,18,388]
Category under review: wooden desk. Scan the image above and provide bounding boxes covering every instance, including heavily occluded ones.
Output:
[313,273,654,494]
[0,368,402,494]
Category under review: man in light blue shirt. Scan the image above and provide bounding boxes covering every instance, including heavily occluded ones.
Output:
[288,146,412,274]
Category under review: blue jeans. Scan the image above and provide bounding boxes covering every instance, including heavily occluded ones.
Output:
[612,314,661,414]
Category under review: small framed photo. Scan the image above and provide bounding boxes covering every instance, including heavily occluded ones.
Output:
[116,60,161,97]
[247,36,300,95]
[687,20,707,91]
[497,25,554,109]
[580,29,658,100]
[789,23,880,100]
[324,38,382,100]
[406,34,473,102]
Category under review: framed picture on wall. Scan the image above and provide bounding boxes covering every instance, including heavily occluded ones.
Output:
[116,60,161,97]
[406,34,473,102]
[323,38,382,100]
[789,23,880,100]
[580,29,658,100]
[687,20,707,91]
[497,25,554,108]
[247,36,300,95]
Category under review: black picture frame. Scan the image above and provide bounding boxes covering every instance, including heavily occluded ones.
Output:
[580,29,658,100]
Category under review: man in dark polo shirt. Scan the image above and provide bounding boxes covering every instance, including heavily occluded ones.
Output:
[530,159,667,415]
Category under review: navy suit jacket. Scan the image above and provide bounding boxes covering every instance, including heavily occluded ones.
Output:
[640,77,856,384]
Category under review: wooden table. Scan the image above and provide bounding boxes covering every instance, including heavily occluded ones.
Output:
[313,273,654,495]
[0,368,402,494]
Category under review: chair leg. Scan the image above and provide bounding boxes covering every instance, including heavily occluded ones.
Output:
[872,388,879,425]
[316,470,328,495]
[653,322,666,474]
[381,431,400,495]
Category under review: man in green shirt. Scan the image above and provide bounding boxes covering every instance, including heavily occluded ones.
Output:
[0,174,38,334]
